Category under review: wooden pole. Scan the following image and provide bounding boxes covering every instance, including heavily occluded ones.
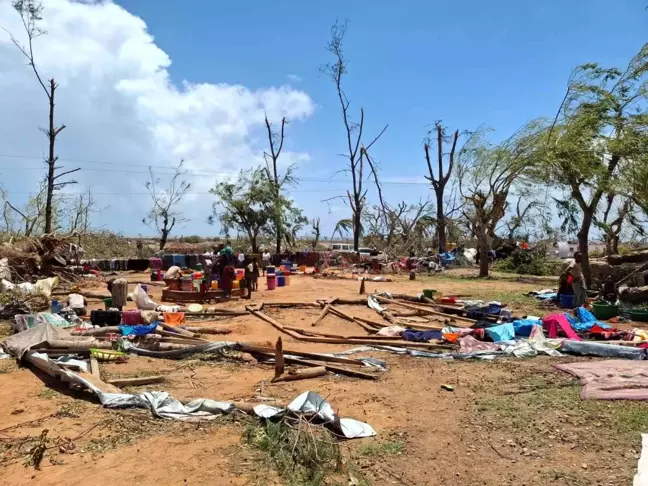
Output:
[274,337,284,380]
[373,295,475,325]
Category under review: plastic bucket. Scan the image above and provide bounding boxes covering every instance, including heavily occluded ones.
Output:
[284,275,291,286]
[560,294,574,309]
[593,301,619,320]
[299,265,306,273]
[266,265,276,275]
[103,298,112,310]
[233,280,240,289]
[277,275,286,287]
[423,289,436,299]
[211,280,219,289]
[267,275,276,290]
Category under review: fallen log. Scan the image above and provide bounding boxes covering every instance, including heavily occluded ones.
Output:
[158,322,197,339]
[374,296,474,325]
[252,352,377,380]
[72,326,121,336]
[182,327,232,335]
[239,344,366,367]
[262,302,321,308]
[106,375,164,387]
[272,366,327,383]
[312,297,338,327]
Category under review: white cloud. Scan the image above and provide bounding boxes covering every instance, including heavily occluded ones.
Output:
[286,74,302,83]
[0,0,315,234]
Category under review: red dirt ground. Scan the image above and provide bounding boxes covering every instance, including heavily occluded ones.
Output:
[0,271,646,485]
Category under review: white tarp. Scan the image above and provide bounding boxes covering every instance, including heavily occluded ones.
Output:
[635,434,648,486]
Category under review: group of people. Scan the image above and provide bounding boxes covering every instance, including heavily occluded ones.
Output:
[208,243,272,299]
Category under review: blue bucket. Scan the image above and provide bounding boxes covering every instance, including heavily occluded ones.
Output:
[277,275,286,287]
[560,294,574,309]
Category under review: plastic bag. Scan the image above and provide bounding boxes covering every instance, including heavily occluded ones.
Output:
[34,276,59,298]
[134,284,157,310]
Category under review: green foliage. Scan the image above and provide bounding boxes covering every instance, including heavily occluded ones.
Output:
[209,168,306,252]
[493,248,563,276]
[244,418,342,486]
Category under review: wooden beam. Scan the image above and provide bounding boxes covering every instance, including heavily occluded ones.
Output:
[312,297,338,327]
[374,296,475,325]
[239,344,366,367]
[274,337,284,379]
[89,357,100,378]
[106,376,164,387]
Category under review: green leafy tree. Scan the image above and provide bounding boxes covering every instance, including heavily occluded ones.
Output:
[540,44,648,285]
[209,169,273,253]
[458,124,541,277]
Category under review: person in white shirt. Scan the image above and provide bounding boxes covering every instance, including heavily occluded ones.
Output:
[261,251,271,276]
[67,292,87,316]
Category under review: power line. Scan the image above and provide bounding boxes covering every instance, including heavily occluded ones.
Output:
[0,164,430,185]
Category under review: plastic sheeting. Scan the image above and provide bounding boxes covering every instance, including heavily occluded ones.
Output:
[24,352,375,437]
[635,434,648,486]
[560,340,647,360]
[485,323,515,342]
[254,391,375,438]
[555,360,648,400]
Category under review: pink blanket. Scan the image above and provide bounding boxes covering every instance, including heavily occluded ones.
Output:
[554,360,648,400]
[542,313,582,341]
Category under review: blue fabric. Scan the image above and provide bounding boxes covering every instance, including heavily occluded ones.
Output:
[403,329,443,342]
[575,307,596,323]
[466,303,503,320]
[485,322,515,342]
[536,292,557,301]
[512,319,542,337]
[564,310,611,332]
[119,323,158,337]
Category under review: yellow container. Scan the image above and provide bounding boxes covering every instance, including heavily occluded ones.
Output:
[299,265,306,273]
[211,280,218,289]
[233,280,240,289]
[434,291,443,302]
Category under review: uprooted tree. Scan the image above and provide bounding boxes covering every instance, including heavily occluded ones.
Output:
[458,123,541,277]
[539,43,648,286]
[322,20,387,251]
[6,0,80,234]
[143,161,191,250]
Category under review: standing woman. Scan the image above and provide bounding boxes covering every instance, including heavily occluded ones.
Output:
[566,251,586,308]
[220,254,236,298]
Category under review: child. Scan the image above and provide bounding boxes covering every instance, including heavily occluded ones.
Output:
[252,257,261,292]
[244,259,254,299]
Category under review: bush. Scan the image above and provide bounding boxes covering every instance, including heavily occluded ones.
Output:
[493,248,562,276]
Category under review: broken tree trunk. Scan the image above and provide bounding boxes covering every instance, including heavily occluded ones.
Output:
[274,337,285,380]
[272,366,327,383]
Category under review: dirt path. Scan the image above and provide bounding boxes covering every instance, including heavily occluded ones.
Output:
[0,271,645,485]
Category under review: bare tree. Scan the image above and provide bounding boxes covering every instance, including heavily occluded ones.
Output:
[1,180,47,236]
[322,20,388,251]
[6,0,80,234]
[311,217,321,249]
[424,122,460,253]
[264,116,300,254]
[503,196,540,241]
[595,195,642,255]
[143,161,191,250]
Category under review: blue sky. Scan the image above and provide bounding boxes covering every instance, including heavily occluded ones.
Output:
[1,0,646,239]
